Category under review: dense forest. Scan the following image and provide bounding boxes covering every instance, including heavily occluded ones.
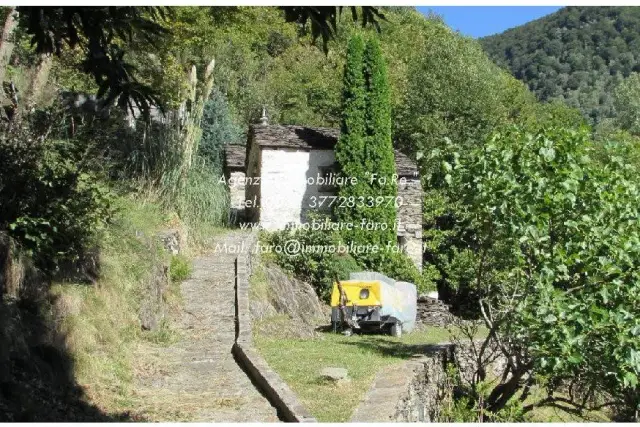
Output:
[1,6,639,422]
[481,6,640,124]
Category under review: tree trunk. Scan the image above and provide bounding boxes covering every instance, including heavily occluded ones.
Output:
[0,8,17,87]
[23,55,53,109]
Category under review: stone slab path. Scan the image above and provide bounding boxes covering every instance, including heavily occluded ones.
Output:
[133,231,279,422]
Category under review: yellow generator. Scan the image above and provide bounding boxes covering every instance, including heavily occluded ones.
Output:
[330,272,417,337]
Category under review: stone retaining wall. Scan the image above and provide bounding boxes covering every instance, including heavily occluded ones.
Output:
[231,232,317,423]
[416,295,454,328]
[350,341,504,422]
[350,344,455,422]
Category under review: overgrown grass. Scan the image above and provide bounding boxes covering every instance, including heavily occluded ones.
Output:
[254,326,455,422]
[169,255,192,283]
[165,160,230,231]
[117,118,230,240]
[48,194,190,414]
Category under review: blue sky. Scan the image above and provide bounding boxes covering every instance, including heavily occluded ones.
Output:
[417,6,563,38]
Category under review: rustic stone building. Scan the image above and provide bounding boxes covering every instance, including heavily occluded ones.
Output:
[224,123,423,270]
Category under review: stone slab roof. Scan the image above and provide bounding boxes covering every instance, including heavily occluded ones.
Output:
[237,124,419,177]
[251,124,339,150]
[224,144,247,170]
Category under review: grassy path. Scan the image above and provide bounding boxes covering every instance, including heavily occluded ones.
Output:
[255,327,452,422]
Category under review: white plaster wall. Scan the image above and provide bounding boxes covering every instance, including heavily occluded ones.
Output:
[257,148,423,271]
[259,148,335,230]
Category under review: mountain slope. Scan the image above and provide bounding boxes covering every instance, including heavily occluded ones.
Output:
[480,6,640,123]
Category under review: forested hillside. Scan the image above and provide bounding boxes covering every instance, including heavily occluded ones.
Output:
[481,6,640,124]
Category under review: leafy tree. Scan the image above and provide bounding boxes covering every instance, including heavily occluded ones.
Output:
[15,6,385,119]
[279,7,385,52]
[16,7,170,118]
[434,125,640,420]
[199,88,243,173]
[397,18,538,305]
[613,72,640,136]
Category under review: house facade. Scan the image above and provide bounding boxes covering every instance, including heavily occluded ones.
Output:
[223,124,423,270]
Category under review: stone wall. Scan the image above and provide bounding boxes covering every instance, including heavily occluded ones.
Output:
[416,295,454,328]
[350,342,505,422]
[232,232,318,422]
[138,262,169,331]
[138,229,184,331]
[228,170,247,223]
[396,177,423,271]
[244,142,262,223]
[351,344,454,422]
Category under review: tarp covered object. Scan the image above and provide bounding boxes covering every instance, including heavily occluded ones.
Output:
[349,272,417,332]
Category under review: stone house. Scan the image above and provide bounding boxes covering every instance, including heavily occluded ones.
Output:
[223,123,423,270]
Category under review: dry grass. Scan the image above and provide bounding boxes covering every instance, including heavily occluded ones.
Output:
[47,194,195,415]
[130,390,245,421]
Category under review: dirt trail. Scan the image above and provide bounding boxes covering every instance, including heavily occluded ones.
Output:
[133,231,279,422]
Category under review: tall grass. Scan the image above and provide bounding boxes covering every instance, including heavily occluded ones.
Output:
[122,120,231,237]
[115,60,230,234]
[158,156,230,228]
[49,196,168,413]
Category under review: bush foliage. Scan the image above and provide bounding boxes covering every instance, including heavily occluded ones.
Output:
[432,124,640,419]
[262,218,362,301]
[0,129,114,273]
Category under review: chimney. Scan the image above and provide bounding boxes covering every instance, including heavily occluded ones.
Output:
[259,107,268,125]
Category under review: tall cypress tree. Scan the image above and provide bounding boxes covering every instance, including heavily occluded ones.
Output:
[334,35,397,269]
[334,34,368,252]
[362,37,397,255]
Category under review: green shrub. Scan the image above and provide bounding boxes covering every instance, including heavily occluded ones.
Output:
[331,252,362,286]
[262,217,363,301]
[0,133,114,273]
[262,214,431,298]
[381,250,430,293]
[169,255,192,283]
